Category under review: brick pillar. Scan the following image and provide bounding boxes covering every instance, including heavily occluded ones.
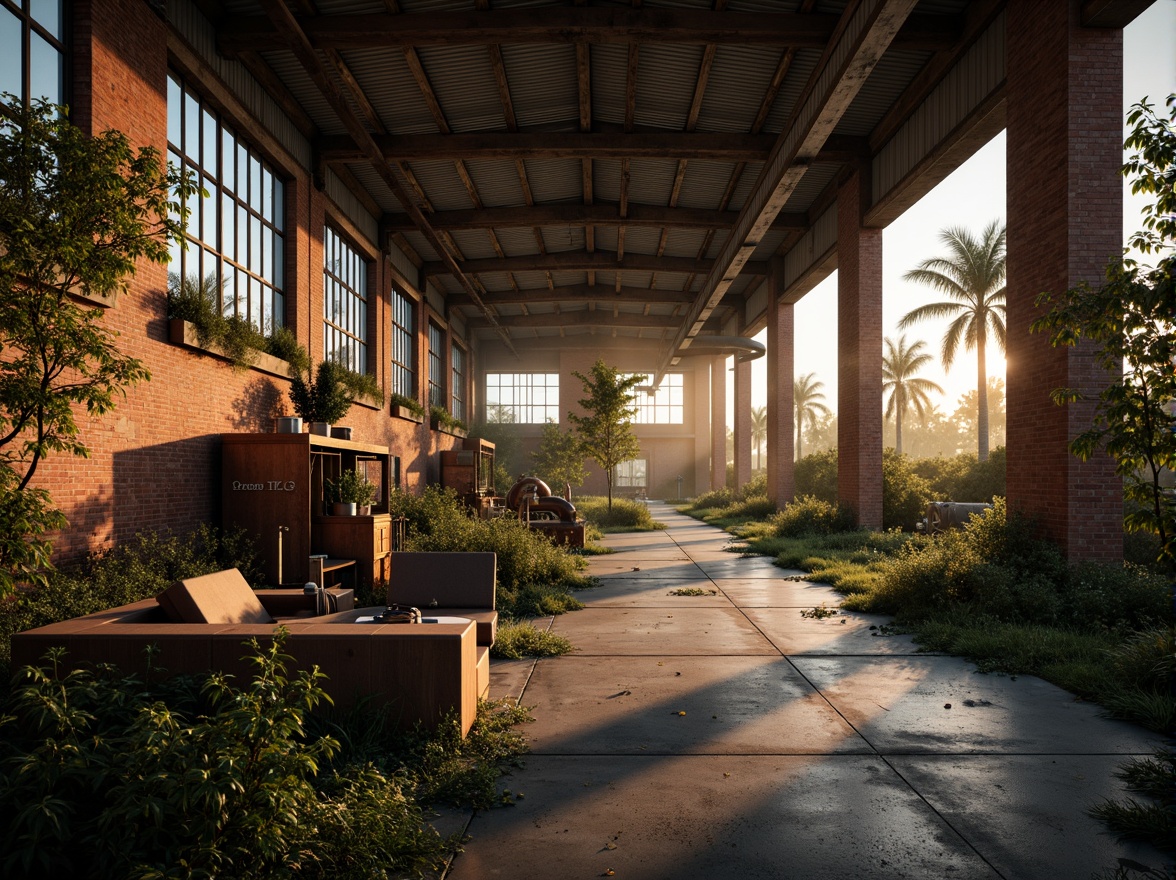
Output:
[710,356,727,490]
[734,358,752,488]
[1006,0,1122,561]
[837,169,883,529]
[766,264,795,507]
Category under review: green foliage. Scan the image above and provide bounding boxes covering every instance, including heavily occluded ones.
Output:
[327,468,378,506]
[264,325,310,376]
[0,523,260,673]
[389,392,427,420]
[491,621,575,659]
[430,405,467,433]
[532,420,587,494]
[387,486,588,617]
[0,100,195,597]
[575,496,665,531]
[882,335,943,455]
[1033,96,1176,559]
[289,360,381,425]
[795,448,839,503]
[567,360,643,510]
[0,635,497,878]
[771,496,856,538]
[167,271,267,370]
[688,486,736,510]
[912,447,1007,502]
[793,373,832,459]
[882,449,934,530]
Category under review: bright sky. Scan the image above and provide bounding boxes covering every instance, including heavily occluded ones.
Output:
[735,0,1176,422]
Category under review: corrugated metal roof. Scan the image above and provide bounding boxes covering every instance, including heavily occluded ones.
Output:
[697,44,789,134]
[338,49,439,137]
[501,44,580,130]
[413,45,508,133]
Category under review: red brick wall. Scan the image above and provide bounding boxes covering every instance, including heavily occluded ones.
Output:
[733,359,752,488]
[709,356,726,490]
[31,3,451,564]
[837,169,883,528]
[1005,0,1123,561]
[766,269,795,507]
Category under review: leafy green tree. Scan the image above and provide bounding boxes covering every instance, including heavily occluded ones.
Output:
[882,335,944,455]
[567,360,642,510]
[1033,96,1176,559]
[794,372,832,460]
[900,220,1007,461]
[750,406,768,471]
[531,420,587,497]
[0,99,195,595]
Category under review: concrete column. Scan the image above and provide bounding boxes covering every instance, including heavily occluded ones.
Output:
[837,168,883,529]
[733,358,752,488]
[766,265,795,507]
[710,356,727,489]
[1006,0,1122,561]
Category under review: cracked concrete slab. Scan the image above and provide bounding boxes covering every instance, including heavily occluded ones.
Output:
[551,607,779,655]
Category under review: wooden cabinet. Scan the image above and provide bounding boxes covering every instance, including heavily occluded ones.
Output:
[221,433,398,588]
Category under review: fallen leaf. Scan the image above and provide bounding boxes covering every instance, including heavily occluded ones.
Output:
[676,710,687,716]
[605,842,617,850]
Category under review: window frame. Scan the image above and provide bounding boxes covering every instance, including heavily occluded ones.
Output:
[1,0,68,110]
[166,70,286,334]
[614,459,647,488]
[451,342,466,423]
[484,373,561,424]
[629,372,685,425]
[322,225,369,375]
[427,321,445,410]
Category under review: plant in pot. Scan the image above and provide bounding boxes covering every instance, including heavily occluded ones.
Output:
[326,468,377,516]
[289,360,355,435]
[390,392,427,422]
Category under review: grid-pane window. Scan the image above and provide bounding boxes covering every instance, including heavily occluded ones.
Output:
[390,287,415,400]
[1,1,66,108]
[451,344,466,423]
[427,323,444,409]
[485,373,560,424]
[614,459,647,488]
[630,373,684,424]
[167,71,285,333]
[322,227,367,374]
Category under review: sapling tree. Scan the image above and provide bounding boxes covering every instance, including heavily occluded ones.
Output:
[0,99,196,594]
[1032,95,1176,559]
[567,360,642,510]
[531,419,587,498]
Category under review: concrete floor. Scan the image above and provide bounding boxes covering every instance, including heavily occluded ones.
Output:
[445,503,1169,880]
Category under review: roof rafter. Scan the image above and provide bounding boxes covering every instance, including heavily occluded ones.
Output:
[218,9,958,53]
[422,250,769,277]
[469,311,681,330]
[252,0,517,355]
[448,283,696,308]
[381,203,808,232]
[658,0,920,378]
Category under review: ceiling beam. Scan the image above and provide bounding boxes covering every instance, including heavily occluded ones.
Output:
[382,203,808,232]
[422,250,771,278]
[252,0,517,356]
[1081,0,1154,28]
[469,311,681,330]
[448,284,697,307]
[658,0,919,377]
[219,9,958,53]
[317,131,778,163]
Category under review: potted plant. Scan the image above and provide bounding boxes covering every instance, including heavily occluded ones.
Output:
[289,360,357,435]
[326,468,377,516]
[430,405,468,436]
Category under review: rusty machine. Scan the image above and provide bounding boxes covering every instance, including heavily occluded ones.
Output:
[505,476,585,547]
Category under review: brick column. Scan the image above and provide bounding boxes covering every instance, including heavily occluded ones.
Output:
[766,264,795,507]
[837,169,883,529]
[1006,0,1122,561]
[733,358,752,488]
[710,356,727,489]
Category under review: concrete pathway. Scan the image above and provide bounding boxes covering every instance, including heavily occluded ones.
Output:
[449,503,1168,879]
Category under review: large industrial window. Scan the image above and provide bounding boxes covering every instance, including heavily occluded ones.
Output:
[1,1,66,108]
[167,71,285,333]
[390,287,415,400]
[322,226,367,374]
[427,322,444,409]
[484,373,559,424]
[629,373,684,424]
[614,459,647,488]
[451,344,466,423]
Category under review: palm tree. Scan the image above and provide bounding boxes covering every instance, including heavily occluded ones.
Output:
[882,335,944,456]
[794,373,832,460]
[900,220,1006,461]
[750,406,767,471]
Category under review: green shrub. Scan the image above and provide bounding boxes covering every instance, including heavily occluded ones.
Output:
[912,448,1007,502]
[688,486,735,511]
[264,325,310,375]
[882,449,933,531]
[167,272,267,370]
[771,495,856,537]
[576,496,665,531]
[0,635,453,879]
[735,473,768,501]
[491,621,575,659]
[387,486,588,617]
[794,449,838,503]
[0,524,260,673]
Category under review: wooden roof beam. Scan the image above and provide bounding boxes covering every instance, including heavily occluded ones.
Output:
[469,312,681,330]
[421,250,769,277]
[448,284,697,307]
[381,203,807,232]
